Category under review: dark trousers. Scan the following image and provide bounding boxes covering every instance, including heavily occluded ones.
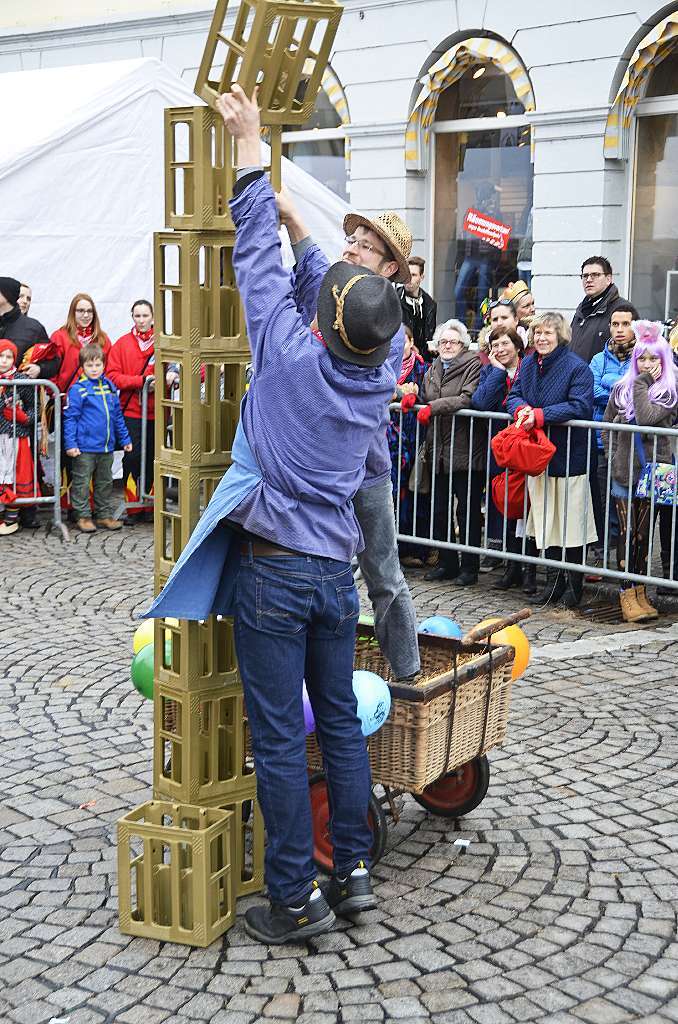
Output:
[123,415,154,510]
[432,470,483,576]
[71,451,114,520]
[234,549,372,905]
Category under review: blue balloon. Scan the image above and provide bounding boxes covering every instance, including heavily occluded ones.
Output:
[352,670,391,737]
[419,615,463,639]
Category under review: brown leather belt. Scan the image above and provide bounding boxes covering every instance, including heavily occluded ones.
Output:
[240,540,304,558]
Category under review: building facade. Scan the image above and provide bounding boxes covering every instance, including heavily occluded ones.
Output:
[1,1,677,325]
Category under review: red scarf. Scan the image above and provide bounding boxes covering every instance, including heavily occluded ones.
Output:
[399,350,422,386]
[77,325,93,347]
[501,357,522,407]
[132,325,154,352]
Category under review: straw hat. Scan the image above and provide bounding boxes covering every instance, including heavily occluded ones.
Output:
[502,280,530,304]
[342,210,413,285]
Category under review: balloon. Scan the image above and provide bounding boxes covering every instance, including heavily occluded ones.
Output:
[133,619,154,654]
[302,683,315,734]
[419,615,463,639]
[475,618,530,680]
[131,643,155,700]
[352,670,391,736]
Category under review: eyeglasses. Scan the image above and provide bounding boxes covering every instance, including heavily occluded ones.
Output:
[581,272,605,281]
[439,337,463,347]
[344,235,387,259]
[75,308,93,315]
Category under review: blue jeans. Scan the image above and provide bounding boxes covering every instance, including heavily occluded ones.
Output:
[234,546,373,905]
[455,258,494,330]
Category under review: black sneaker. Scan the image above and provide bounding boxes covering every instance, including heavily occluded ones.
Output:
[323,862,377,916]
[244,884,335,944]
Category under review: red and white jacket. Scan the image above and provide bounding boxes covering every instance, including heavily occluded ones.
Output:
[51,327,112,397]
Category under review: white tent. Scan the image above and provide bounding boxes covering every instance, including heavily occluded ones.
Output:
[0,58,349,341]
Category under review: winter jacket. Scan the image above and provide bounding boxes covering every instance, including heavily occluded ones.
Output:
[397,286,437,361]
[570,284,629,363]
[419,350,483,474]
[472,362,521,476]
[0,373,36,439]
[106,332,155,419]
[51,328,112,396]
[63,375,132,454]
[603,372,678,487]
[0,307,57,378]
[506,345,594,477]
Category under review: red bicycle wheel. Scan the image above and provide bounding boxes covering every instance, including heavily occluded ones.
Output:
[413,755,490,818]
[309,772,387,874]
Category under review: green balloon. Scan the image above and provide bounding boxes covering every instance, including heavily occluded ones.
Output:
[131,643,155,700]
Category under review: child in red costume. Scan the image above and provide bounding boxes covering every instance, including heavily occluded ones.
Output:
[0,340,40,535]
[106,299,155,523]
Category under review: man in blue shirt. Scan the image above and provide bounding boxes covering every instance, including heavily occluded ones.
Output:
[277,175,421,686]
[147,85,404,944]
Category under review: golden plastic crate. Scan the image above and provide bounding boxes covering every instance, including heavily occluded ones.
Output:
[154,684,256,805]
[221,793,265,898]
[153,461,228,578]
[195,0,343,127]
[154,230,250,355]
[165,106,236,232]
[117,800,234,947]
[155,352,247,469]
[157,616,239,693]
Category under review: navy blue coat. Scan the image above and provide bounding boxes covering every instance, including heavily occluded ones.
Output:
[506,346,594,477]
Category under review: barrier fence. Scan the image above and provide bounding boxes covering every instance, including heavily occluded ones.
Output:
[0,378,68,540]
[391,404,678,592]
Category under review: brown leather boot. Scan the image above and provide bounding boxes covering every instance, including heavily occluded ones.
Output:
[634,585,658,619]
[619,587,651,623]
[77,518,96,533]
[96,517,123,531]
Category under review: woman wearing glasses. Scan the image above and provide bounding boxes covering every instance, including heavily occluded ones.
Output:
[409,319,483,585]
[51,294,111,513]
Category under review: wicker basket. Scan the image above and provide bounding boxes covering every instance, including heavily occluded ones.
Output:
[305,626,515,793]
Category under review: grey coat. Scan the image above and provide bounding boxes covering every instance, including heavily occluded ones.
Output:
[603,372,678,486]
[419,350,484,474]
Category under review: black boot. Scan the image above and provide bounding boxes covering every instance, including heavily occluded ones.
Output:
[494,561,522,590]
[522,564,537,595]
[561,548,585,608]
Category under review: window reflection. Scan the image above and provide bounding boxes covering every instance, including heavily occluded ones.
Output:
[283,88,348,200]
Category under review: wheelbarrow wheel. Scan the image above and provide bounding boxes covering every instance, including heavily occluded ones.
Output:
[413,755,490,818]
[309,771,388,874]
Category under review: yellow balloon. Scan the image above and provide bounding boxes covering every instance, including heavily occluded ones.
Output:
[475,618,530,680]
[133,619,155,654]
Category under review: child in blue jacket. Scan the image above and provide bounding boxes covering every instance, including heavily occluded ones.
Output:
[63,343,132,533]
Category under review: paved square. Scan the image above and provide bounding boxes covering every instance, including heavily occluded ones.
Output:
[1,525,677,1023]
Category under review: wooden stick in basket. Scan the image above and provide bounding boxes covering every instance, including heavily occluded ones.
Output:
[461,607,532,646]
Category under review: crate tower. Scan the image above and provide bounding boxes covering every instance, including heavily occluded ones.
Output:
[118,0,342,947]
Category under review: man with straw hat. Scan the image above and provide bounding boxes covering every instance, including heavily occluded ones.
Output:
[277,189,421,687]
[145,84,406,944]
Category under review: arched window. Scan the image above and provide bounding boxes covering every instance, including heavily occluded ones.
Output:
[282,69,349,200]
[628,43,678,319]
[417,46,534,328]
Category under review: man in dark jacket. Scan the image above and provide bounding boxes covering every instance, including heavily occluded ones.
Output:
[570,257,629,364]
[0,277,58,379]
[396,256,437,362]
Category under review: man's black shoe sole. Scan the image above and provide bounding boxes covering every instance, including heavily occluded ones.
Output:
[330,893,378,915]
[244,909,336,944]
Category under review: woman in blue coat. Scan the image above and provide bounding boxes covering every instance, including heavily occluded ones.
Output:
[506,312,596,607]
[472,326,536,593]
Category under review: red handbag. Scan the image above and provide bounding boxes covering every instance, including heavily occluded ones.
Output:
[491,423,556,476]
[491,471,526,520]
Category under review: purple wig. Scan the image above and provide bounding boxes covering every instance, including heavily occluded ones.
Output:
[612,321,677,422]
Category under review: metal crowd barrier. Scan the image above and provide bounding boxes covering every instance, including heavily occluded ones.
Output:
[119,376,155,517]
[0,378,68,540]
[391,404,678,592]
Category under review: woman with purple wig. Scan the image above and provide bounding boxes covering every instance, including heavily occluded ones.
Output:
[604,321,678,622]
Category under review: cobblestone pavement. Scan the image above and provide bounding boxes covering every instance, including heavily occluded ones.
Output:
[1,524,678,1024]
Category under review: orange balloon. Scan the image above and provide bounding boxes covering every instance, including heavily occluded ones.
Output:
[474,618,530,680]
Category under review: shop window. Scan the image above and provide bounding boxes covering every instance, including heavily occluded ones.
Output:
[630,53,678,320]
[282,88,348,200]
[432,64,533,329]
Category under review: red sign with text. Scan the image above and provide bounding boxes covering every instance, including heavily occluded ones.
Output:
[463,208,512,251]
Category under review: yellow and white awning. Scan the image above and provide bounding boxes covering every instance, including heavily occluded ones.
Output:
[321,66,350,126]
[605,13,678,160]
[405,37,535,172]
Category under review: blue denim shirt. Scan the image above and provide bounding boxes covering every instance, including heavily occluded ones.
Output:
[144,176,398,620]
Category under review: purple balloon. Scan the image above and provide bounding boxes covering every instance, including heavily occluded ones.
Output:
[302,683,315,734]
